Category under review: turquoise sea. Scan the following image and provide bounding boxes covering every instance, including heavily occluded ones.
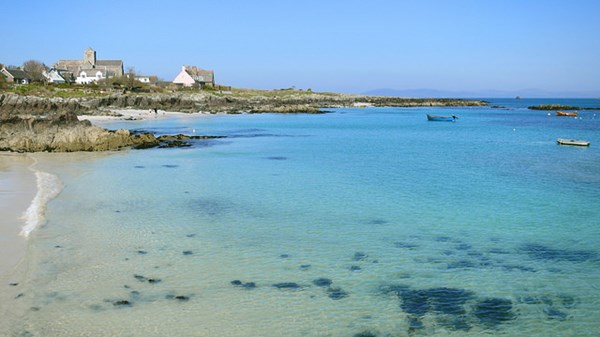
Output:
[3,98,600,336]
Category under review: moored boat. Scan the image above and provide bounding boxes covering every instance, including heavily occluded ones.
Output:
[556,138,590,146]
[427,114,457,122]
[556,111,578,117]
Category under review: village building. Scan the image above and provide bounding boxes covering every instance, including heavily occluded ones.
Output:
[43,68,68,83]
[54,48,124,84]
[1,67,32,84]
[172,66,215,87]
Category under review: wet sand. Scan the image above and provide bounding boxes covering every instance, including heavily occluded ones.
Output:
[0,154,36,278]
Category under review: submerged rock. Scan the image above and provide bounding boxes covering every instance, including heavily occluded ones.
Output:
[520,243,597,262]
[472,298,515,327]
[113,300,132,307]
[544,307,568,320]
[312,278,333,287]
[327,287,349,300]
[272,282,301,289]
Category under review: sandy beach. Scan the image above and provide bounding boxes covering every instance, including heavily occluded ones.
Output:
[0,154,36,278]
[78,109,206,124]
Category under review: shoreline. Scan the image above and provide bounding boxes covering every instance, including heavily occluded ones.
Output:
[0,153,36,278]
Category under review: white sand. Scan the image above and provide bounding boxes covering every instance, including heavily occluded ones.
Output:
[0,154,36,278]
[78,109,205,123]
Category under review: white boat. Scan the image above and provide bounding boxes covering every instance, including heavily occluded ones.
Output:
[556,138,590,146]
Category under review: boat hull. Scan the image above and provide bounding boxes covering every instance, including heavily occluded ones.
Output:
[557,138,590,146]
[556,111,578,117]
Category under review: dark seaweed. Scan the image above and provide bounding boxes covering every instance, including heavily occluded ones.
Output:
[353,252,368,261]
[313,278,333,287]
[472,298,515,327]
[273,282,301,289]
[327,287,349,300]
[521,243,597,262]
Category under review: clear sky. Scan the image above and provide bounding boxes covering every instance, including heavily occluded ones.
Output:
[2,0,599,96]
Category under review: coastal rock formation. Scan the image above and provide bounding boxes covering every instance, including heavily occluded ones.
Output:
[0,92,487,116]
[0,110,158,152]
[0,91,486,152]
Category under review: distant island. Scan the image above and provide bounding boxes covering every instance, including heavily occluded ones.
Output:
[528,104,600,111]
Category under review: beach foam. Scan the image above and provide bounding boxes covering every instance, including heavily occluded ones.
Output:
[20,170,63,237]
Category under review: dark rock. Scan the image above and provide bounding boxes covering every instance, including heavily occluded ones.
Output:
[280,254,290,258]
[15,293,24,299]
[350,265,362,272]
[544,307,568,320]
[182,250,193,255]
[186,234,196,238]
[175,295,190,301]
[327,287,349,300]
[231,280,243,286]
[299,264,311,270]
[137,250,147,255]
[472,298,515,327]
[521,243,597,262]
[312,278,333,287]
[273,282,301,289]
[113,300,132,307]
[427,287,474,315]
[134,274,146,282]
[399,289,430,316]
[242,282,256,289]
[147,278,161,284]
[266,156,287,160]
[162,164,179,168]
[353,252,368,261]
[134,165,145,168]
[9,283,18,286]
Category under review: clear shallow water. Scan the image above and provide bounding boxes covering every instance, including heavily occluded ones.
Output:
[4,99,600,336]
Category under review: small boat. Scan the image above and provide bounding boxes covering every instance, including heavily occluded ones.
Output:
[557,138,590,146]
[556,111,578,117]
[427,114,457,122]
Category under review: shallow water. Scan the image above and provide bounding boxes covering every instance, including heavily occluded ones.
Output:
[3,99,600,336]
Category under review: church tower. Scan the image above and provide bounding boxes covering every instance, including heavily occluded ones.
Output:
[84,48,96,67]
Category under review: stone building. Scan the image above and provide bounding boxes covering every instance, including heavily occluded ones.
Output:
[1,67,31,84]
[173,66,215,87]
[54,48,124,84]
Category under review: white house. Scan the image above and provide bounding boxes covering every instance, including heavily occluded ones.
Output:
[173,65,214,87]
[75,69,105,84]
[43,68,66,83]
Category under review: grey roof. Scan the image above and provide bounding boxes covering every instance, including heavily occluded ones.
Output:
[96,60,123,66]
[4,68,31,79]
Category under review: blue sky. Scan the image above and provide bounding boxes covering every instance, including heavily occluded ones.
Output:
[2,0,599,96]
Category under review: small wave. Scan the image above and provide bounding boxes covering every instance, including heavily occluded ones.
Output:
[20,171,63,237]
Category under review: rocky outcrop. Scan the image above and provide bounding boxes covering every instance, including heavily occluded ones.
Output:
[0,111,158,152]
[0,92,487,116]
[0,91,487,152]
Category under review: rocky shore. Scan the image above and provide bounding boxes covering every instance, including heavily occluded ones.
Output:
[0,91,486,152]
